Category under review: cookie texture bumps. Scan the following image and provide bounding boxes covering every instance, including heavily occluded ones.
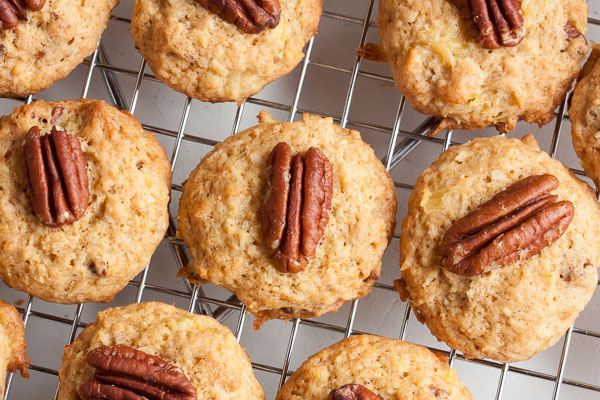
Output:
[57,302,264,400]
[570,43,600,189]
[377,0,588,134]
[0,300,29,397]
[0,99,171,303]
[277,334,472,400]
[398,135,600,362]
[178,112,397,327]
[131,0,322,104]
[0,0,119,97]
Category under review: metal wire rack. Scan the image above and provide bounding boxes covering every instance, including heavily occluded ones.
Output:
[1,0,599,399]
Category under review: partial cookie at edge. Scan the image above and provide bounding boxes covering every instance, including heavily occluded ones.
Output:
[377,0,588,134]
[570,42,600,189]
[0,300,29,397]
[276,334,472,400]
[57,302,265,400]
[131,0,322,103]
[0,0,119,97]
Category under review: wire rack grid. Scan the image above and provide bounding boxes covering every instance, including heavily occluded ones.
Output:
[1,0,599,399]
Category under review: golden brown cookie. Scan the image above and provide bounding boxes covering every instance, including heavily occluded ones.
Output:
[398,135,600,362]
[0,0,119,98]
[0,99,171,303]
[57,302,265,399]
[178,111,397,327]
[277,334,472,400]
[570,42,600,189]
[377,0,589,134]
[0,300,29,398]
[131,0,322,104]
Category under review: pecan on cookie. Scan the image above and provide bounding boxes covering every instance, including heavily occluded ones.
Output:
[0,0,45,29]
[23,126,89,228]
[329,384,381,400]
[565,21,583,40]
[440,174,574,275]
[450,0,526,49]
[196,0,281,34]
[262,143,333,273]
[79,345,196,400]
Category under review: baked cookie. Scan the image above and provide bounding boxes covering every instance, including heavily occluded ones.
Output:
[570,42,600,189]
[57,302,264,400]
[398,135,600,362]
[0,300,29,397]
[131,0,322,104]
[377,0,589,135]
[178,111,397,327]
[277,334,472,400]
[0,99,171,303]
[0,0,119,98]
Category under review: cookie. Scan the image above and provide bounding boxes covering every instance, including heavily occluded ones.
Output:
[398,135,600,362]
[0,300,29,397]
[570,42,600,189]
[277,334,472,400]
[0,99,171,303]
[377,0,589,134]
[178,111,397,327]
[57,302,265,399]
[0,0,118,98]
[131,0,322,104]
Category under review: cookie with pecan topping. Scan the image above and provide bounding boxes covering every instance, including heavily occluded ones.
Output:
[178,111,397,328]
[0,99,171,303]
[131,0,322,104]
[376,0,588,135]
[0,0,118,98]
[277,335,472,400]
[57,302,265,400]
[398,135,600,362]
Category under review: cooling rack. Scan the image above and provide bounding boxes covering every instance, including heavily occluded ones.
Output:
[1,0,599,399]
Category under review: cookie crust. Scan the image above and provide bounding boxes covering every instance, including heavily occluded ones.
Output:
[178,111,397,327]
[0,99,171,303]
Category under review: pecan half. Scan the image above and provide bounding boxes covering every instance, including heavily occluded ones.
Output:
[262,142,292,252]
[450,0,526,50]
[79,345,196,400]
[440,174,574,275]
[23,126,89,228]
[261,143,333,273]
[50,106,64,125]
[301,147,333,258]
[329,384,382,400]
[273,153,305,272]
[196,0,281,34]
[430,386,449,399]
[0,0,45,29]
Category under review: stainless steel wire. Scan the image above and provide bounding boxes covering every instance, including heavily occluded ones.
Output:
[2,1,600,399]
